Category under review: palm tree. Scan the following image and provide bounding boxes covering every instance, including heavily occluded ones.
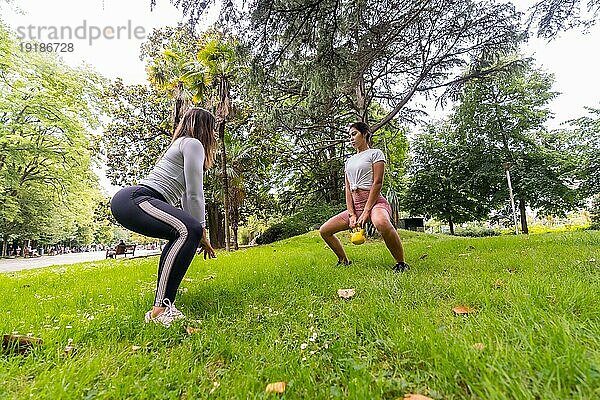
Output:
[196,32,241,251]
[147,43,209,133]
[146,31,244,250]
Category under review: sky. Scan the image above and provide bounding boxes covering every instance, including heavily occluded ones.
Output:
[1,0,599,194]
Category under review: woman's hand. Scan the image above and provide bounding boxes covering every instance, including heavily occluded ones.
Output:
[356,209,371,227]
[349,214,358,229]
[200,236,216,259]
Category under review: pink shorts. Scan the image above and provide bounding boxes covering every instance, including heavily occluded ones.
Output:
[335,190,392,225]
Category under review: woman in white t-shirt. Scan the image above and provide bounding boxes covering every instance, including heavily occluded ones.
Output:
[319,122,409,272]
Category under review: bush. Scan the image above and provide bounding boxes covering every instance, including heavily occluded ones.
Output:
[256,204,342,244]
[528,224,589,234]
[455,227,500,237]
[238,226,251,245]
[590,195,600,230]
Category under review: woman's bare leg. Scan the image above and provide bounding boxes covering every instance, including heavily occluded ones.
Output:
[319,215,351,264]
[371,208,405,263]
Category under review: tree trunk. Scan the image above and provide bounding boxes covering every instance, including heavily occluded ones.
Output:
[172,82,185,133]
[1,235,7,257]
[207,202,225,248]
[355,74,367,122]
[232,223,239,250]
[218,121,231,251]
[448,215,455,235]
[328,128,340,203]
[519,199,529,234]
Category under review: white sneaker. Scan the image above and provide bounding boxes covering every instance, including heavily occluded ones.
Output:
[144,299,186,327]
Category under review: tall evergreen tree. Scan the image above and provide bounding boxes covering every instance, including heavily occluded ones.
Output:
[453,60,581,233]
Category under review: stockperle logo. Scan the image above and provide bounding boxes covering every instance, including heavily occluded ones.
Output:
[16,20,147,46]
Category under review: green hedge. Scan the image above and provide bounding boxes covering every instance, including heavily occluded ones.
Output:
[455,226,501,237]
[256,204,342,244]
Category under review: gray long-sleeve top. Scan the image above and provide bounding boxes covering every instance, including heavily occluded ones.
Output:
[139,137,206,227]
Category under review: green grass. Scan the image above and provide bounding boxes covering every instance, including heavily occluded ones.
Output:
[1,230,599,399]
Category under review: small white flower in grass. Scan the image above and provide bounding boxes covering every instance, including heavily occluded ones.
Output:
[308,313,313,318]
[309,350,316,355]
[302,356,307,361]
[66,325,72,329]
[209,381,220,394]
[300,343,308,350]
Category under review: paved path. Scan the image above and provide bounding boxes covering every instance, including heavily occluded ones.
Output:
[0,250,161,273]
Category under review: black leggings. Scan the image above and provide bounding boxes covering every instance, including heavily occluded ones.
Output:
[110,185,203,307]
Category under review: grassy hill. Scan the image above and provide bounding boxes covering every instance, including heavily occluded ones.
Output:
[1,230,599,399]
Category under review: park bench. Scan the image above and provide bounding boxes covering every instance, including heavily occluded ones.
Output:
[106,244,136,259]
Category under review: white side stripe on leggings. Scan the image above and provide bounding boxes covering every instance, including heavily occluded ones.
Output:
[139,201,188,305]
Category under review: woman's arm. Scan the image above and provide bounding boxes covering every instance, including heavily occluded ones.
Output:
[182,139,216,258]
[345,175,355,217]
[181,138,206,227]
[357,161,384,226]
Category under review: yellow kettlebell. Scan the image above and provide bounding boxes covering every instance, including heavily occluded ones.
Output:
[350,227,366,245]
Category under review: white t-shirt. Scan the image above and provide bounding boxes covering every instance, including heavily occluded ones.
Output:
[345,148,386,191]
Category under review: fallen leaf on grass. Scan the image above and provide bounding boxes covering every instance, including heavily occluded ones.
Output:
[404,394,433,400]
[494,279,504,288]
[265,381,286,394]
[452,306,476,315]
[203,275,215,281]
[131,345,142,351]
[419,254,428,260]
[3,334,43,355]
[186,326,201,335]
[337,289,356,299]
[472,342,486,351]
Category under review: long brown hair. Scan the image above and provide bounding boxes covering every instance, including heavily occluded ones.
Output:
[172,107,217,169]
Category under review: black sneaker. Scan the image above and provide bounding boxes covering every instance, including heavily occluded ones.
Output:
[336,259,352,266]
[393,261,410,273]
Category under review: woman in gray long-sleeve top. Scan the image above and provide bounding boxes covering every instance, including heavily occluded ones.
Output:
[111,107,217,327]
